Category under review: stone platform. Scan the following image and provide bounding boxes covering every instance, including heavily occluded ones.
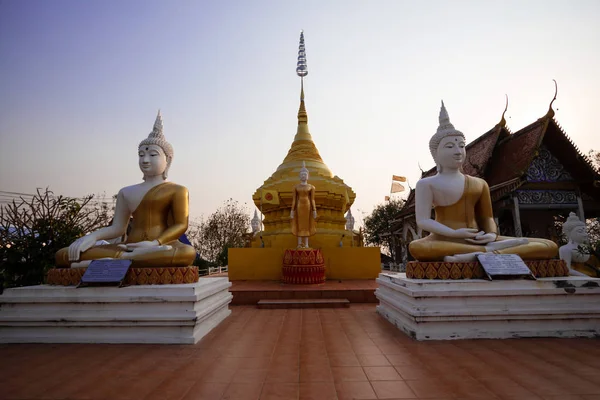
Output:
[0,277,232,344]
[230,279,378,305]
[375,272,600,341]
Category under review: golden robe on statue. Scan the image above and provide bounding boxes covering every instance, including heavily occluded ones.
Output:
[291,183,317,237]
[56,182,196,268]
[409,175,558,261]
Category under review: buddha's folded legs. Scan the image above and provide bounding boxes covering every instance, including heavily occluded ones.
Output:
[494,236,558,259]
[409,236,558,262]
[55,241,196,268]
[409,237,486,261]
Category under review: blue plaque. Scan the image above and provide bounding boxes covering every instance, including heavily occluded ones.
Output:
[79,259,133,287]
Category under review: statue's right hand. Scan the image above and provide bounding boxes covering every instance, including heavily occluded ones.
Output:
[290,211,295,219]
[68,235,97,261]
[452,228,480,239]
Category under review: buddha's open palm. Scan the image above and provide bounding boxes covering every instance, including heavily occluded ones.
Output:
[68,235,97,261]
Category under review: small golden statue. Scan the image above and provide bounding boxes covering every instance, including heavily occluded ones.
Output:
[290,161,317,248]
[409,102,558,262]
[55,111,196,268]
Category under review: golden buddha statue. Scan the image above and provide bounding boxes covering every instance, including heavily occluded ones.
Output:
[409,102,558,262]
[290,161,318,248]
[55,111,196,268]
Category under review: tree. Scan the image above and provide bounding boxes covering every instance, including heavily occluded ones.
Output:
[0,188,113,288]
[189,199,250,267]
[363,199,405,262]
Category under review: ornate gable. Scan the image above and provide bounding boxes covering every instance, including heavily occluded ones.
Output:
[526,144,573,183]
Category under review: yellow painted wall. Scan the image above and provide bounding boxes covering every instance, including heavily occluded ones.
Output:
[323,247,381,280]
[228,246,381,281]
[228,248,284,280]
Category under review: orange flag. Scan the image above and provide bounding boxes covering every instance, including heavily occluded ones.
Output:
[391,182,405,193]
[392,175,407,182]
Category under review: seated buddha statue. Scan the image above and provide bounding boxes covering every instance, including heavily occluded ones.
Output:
[55,111,196,268]
[409,102,558,263]
[559,212,595,276]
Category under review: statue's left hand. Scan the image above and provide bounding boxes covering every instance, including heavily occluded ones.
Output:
[465,231,497,245]
[313,211,318,219]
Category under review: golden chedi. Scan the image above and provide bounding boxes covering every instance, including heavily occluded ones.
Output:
[406,102,563,279]
[251,32,356,249]
[229,31,380,281]
[55,111,196,269]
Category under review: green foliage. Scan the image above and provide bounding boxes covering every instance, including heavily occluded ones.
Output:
[363,198,405,261]
[0,189,113,288]
[189,199,250,267]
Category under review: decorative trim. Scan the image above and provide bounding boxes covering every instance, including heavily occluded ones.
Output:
[282,248,325,284]
[406,259,568,279]
[46,266,199,286]
[516,189,578,205]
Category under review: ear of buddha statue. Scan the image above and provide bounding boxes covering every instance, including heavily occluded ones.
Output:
[139,110,174,179]
[428,101,466,172]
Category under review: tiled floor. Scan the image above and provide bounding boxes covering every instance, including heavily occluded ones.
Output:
[2,305,600,400]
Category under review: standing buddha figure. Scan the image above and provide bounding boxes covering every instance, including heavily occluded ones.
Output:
[290,161,318,248]
[55,111,197,268]
[409,102,558,262]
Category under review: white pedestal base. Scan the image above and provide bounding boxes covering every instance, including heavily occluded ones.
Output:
[376,272,600,341]
[0,277,232,344]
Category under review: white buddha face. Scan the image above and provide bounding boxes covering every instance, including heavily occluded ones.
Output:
[138,144,168,178]
[436,135,466,171]
[570,225,589,245]
[299,170,309,183]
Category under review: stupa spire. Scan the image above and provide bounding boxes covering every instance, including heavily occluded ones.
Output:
[295,30,310,139]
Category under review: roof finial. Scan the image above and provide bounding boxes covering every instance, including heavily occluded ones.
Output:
[296,30,308,79]
[498,94,508,127]
[546,79,558,119]
[296,30,309,127]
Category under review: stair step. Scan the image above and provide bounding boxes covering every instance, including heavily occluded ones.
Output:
[257,299,350,309]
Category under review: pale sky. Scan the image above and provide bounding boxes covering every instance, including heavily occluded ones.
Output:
[1,0,599,227]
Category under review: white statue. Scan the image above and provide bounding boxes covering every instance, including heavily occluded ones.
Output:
[251,210,261,234]
[346,209,355,231]
[55,111,196,269]
[409,101,558,263]
[559,212,590,276]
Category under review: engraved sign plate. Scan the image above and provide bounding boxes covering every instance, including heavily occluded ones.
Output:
[477,254,535,281]
[79,259,132,287]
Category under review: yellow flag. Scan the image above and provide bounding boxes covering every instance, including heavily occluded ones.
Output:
[391,182,405,193]
[385,196,390,201]
[261,189,279,205]
[392,175,407,182]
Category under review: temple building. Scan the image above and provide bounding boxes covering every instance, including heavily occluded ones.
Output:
[391,99,600,264]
